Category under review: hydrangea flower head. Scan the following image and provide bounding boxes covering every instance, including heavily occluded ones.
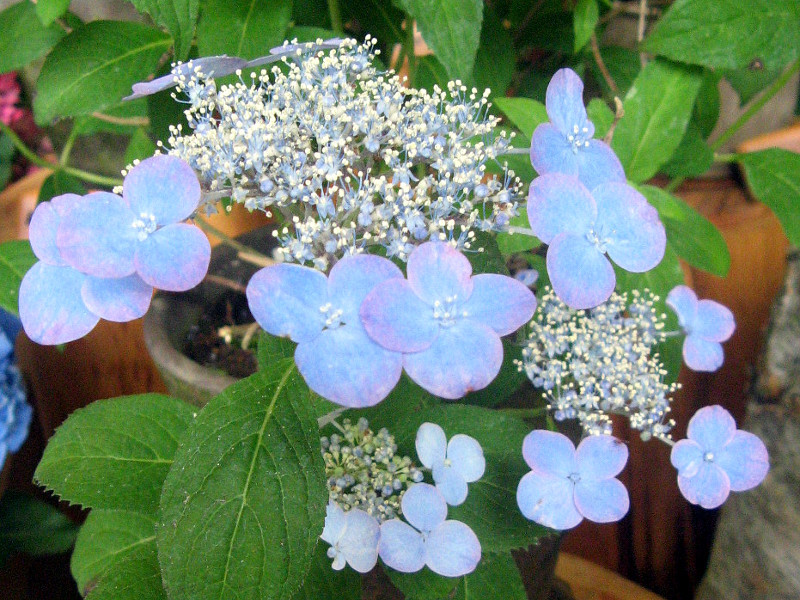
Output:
[666,285,735,372]
[379,483,481,577]
[320,502,380,573]
[530,68,625,191]
[527,174,665,309]
[0,327,31,470]
[360,241,537,399]
[517,431,629,530]
[246,254,404,407]
[415,422,485,506]
[671,405,768,509]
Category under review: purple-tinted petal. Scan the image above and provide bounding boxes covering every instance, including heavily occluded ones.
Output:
[29,196,80,265]
[402,320,502,399]
[246,263,327,343]
[545,68,591,135]
[134,223,210,291]
[81,274,152,321]
[407,242,473,305]
[687,406,736,453]
[666,285,698,331]
[573,478,629,523]
[447,434,485,483]
[527,173,595,244]
[432,463,468,506]
[425,521,481,577]
[123,155,201,225]
[360,278,438,353]
[677,462,730,509]
[124,73,179,101]
[295,325,402,407]
[401,483,447,532]
[321,502,346,545]
[516,470,582,530]
[575,435,628,480]
[530,124,579,179]
[716,430,769,492]
[693,299,735,342]
[521,430,577,477]
[683,336,724,372]
[415,422,447,470]
[339,510,380,573]
[593,182,666,273]
[123,56,248,100]
[670,439,703,477]
[57,192,137,278]
[379,520,426,573]
[547,232,615,309]
[19,262,99,345]
[267,38,343,56]
[573,140,626,191]
[462,274,537,336]
[328,254,403,318]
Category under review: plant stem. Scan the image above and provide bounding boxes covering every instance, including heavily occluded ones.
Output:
[193,215,274,262]
[59,126,79,165]
[591,32,619,94]
[404,18,416,88]
[327,0,344,34]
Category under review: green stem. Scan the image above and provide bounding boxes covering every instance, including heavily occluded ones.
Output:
[713,152,740,164]
[194,215,273,261]
[404,18,416,88]
[327,0,344,34]
[59,125,80,166]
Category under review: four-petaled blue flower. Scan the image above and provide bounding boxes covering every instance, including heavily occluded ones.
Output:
[246,254,404,407]
[320,502,380,573]
[530,68,625,192]
[527,173,665,309]
[415,422,485,506]
[379,483,481,576]
[360,241,537,399]
[517,430,629,530]
[671,405,768,509]
[666,285,735,372]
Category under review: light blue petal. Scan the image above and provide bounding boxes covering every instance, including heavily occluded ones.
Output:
[81,274,153,321]
[521,430,577,477]
[573,140,626,191]
[5,400,32,452]
[328,254,403,319]
[593,182,666,273]
[573,478,629,523]
[431,463,468,506]
[547,232,615,309]
[295,324,402,407]
[19,262,99,345]
[447,434,485,483]
[686,405,736,453]
[415,422,447,470]
[677,462,730,509]
[134,223,210,291]
[321,502,347,545]
[670,439,703,477]
[575,435,628,480]
[359,278,438,353]
[694,299,735,342]
[527,173,595,244]
[340,509,380,573]
[516,470,582,530]
[461,274,537,336]
[57,192,137,278]
[123,57,247,100]
[530,124,579,179]
[402,320,502,399]
[379,520,426,573]
[123,155,201,225]
[716,431,769,492]
[425,521,481,577]
[407,242,473,305]
[29,197,79,265]
[246,263,327,343]
[545,68,591,135]
[666,285,698,331]
[683,335,724,372]
[401,483,447,533]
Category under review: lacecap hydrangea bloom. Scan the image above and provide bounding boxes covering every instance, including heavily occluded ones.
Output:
[0,322,31,470]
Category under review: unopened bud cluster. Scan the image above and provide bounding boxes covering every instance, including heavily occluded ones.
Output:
[519,289,679,439]
[321,418,423,522]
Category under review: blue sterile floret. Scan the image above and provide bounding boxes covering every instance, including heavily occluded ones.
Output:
[415,422,485,506]
[321,502,380,573]
[0,327,31,471]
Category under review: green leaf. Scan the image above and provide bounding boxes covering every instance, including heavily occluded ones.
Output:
[256,331,296,370]
[740,148,800,247]
[196,0,293,59]
[464,340,528,408]
[34,21,171,124]
[643,0,800,71]
[452,552,526,600]
[493,97,548,139]
[157,362,328,600]
[693,70,721,138]
[611,59,703,183]
[497,212,540,256]
[73,99,150,136]
[285,26,338,43]
[396,0,484,82]
[124,128,157,165]
[86,536,165,600]
[638,185,729,277]
[659,123,714,179]
[591,46,639,97]
[129,0,200,59]
[474,7,515,96]
[0,240,37,316]
[414,55,451,93]
[350,374,441,432]
[34,394,196,513]
[723,64,783,105]
[388,567,458,600]
[486,128,536,182]
[38,172,88,205]
[0,491,78,562]
[586,98,614,139]
[573,0,598,52]
[0,1,65,73]
[35,0,71,26]
[291,543,361,600]
[147,85,189,144]
[468,232,508,276]
[71,510,157,595]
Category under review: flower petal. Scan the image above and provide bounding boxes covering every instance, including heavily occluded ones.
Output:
[573,478,629,523]
[321,502,346,545]
[575,435,628,480]
[530,124,579,180]
[573,140,626,191]
[328,254,403,319]
[516,470,582,530]
[716,430,769,492]
[339,509,380,574]
[379,520,426,573]
[666,285,698,331]
[527,173,595,244]
[521,430,577,476]
[687,405,737,453]
[461,274,537,336]
[29,195,81,265]
[693,299,735,342]
[360,278,438,353]
[81,274,153,322]
[431,463,468,506]
[123,155,201,225]
[407,242,473,305]
[134,223,210,291]
[670,438,703,477]
[683,335,724,372]
[447,434,485,483]
[547,232,615,309]
[545,68,591,135]
[415,422,447,470]
[425,521,481,577]
[402,320,502,399]
[19,262,99,345]
[401,483,447,533]
[677,462,730,509]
